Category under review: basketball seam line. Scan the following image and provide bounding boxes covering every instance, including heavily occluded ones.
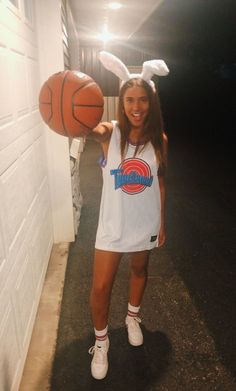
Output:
[72,116,91,130]
[43,83,53,124]
[74,81,97,93]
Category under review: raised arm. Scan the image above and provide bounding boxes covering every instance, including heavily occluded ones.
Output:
[88,122,113,143]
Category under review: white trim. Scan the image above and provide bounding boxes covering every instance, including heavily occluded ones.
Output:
[35,0,75,243]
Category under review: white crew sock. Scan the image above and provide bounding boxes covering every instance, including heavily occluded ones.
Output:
[94,325,108,347]
[127,303,140,318]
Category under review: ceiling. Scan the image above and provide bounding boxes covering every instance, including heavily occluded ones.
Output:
[68,0,235,68]
[68,0,164,43]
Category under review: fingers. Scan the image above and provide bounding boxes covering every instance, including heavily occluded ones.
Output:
[158,233,166,247]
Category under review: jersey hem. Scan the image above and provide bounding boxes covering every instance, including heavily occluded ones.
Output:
[95,243,158,253]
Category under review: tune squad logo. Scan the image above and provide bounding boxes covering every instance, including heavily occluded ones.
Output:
[110,158,153,195]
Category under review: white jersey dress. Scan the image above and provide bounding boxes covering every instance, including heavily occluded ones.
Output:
[95,121,161,252]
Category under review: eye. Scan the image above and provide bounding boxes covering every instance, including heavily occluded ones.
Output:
[140,96,148,102]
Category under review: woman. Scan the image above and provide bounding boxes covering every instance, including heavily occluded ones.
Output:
[88,52,169,380]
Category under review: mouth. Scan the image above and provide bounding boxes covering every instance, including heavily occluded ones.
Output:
[131,112,142,119]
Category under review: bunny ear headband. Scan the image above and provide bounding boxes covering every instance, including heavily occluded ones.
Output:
[98,51,169,92]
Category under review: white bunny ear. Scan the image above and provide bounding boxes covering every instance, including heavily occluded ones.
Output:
[98,51,169,92]
[99,51,130,82]
[141,60,169,81]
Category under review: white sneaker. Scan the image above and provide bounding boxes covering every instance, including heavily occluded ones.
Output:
[125,316,143,346]
[88,338,109,380]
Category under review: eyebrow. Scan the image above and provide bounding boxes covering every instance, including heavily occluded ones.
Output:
[124,95,148,99]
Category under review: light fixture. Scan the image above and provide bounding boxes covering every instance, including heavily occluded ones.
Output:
[97,24,114,42]
[97,31,114,41]
[108,2,122,10]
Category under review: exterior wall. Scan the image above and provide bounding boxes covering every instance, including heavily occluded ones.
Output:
[35,0,75,243]
[0,0,76,389]
[61,0,70,70]
[79,45,119,96]
[0,1,54,390]
[66,1,84,235]
[66,1,80,71]
[101,96,119,122]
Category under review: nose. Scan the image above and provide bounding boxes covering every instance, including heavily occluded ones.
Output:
[133,99,140,111]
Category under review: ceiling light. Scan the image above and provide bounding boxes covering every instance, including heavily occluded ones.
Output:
[108,2,122,10]
[97,31,114,41]
[97,24,115,42]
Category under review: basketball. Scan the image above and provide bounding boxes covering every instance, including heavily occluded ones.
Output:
[39,70,104,137]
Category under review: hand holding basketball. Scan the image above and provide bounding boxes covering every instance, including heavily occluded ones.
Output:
[39,70,104,137]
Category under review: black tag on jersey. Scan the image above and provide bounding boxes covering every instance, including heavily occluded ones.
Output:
[150,235,157,242]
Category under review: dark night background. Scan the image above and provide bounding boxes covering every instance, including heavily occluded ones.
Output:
[133,0,236,148]
[83,0,236,148]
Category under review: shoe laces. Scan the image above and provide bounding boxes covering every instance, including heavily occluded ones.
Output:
[127,316,142,328]
[127,316,141,323]
[88,343,108,363]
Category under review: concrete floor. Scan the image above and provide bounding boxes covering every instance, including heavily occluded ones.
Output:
[19,242,70,391]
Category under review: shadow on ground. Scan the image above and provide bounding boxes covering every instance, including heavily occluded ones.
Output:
[51,327,172,391]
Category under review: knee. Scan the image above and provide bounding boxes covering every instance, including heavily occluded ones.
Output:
[90,281,111,301]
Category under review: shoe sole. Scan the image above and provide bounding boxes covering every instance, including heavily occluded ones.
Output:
[128,338,143,346]
[91,369,108,380]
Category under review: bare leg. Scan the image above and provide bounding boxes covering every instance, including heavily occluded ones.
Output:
[90,249,123,330]
[128,250,150,307]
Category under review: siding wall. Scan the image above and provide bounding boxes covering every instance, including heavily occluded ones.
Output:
[0,0,79,388]
[61,0,70,69]
[0,1,53,390]
[64,0,84,235]
[101,96,119,122]
[35,0,74,243]
[79,46,119,96]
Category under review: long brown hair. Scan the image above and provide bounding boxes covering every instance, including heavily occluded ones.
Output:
[117,78,166,169]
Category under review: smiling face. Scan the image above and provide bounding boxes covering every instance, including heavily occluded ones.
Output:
[122,85,150,131]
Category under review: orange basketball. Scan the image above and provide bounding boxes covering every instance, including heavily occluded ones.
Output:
[39,70,104,137]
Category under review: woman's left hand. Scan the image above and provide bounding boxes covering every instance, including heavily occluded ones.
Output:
[158,225,166,247]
